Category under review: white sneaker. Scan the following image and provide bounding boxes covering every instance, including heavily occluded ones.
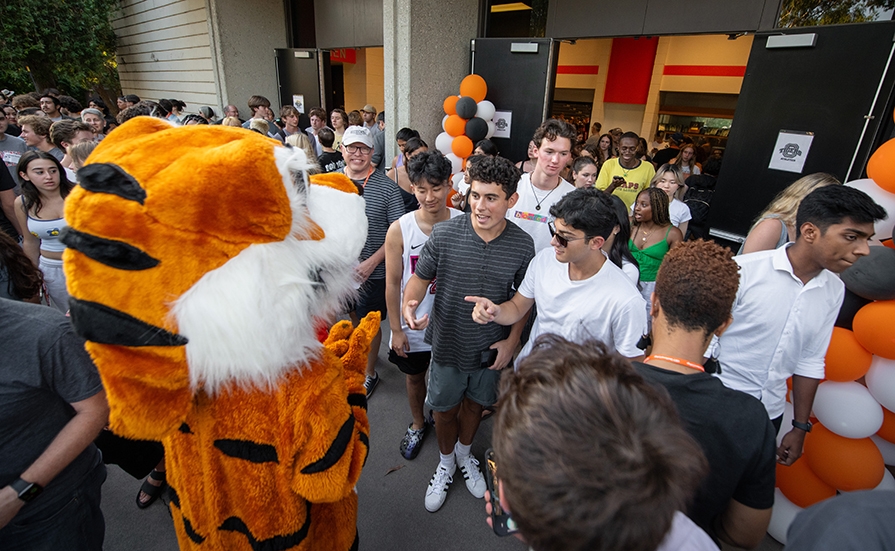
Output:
[458,454,486,498]
[425,463,455,512]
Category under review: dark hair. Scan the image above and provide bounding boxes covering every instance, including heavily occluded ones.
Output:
[474,139,498,156]
[49,119,92,149]
[376,111,385,123]
[308,107,326,120]
[701,156,722,177]
[279,105,299,119]
[572,156,597,173]
[331,108,349,129]
[171,99,187,111]
[151,100,170,118]
[532,118,577,149]
[407,150,452,187]
[58,95,82,113]
[467,155,521,199]
[158,99,174,113]
[180,114,209,125]
[395,127,419,143]
[18,107,41,117]
[620,131,640,144]
[655,240,739,336]
[549,187,617,240]
[796,185,887,238]
[607,195,640,276]
[117,104,153,124]
[88,96,108,114]
[636,187,671,226]
[348,111,362,126]
[39,94,60,106]
[0,231,43,300]
[495,335,707,551]
[247,95,271,112]
[124,94,141,104]
[317,127,335,148]
[403,137,428,160]
[17,151,74,216]
[596,133,616,161]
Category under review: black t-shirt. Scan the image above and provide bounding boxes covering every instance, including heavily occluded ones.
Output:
[652,147,679,168]
[0,165,16,238]
[318,151,345,174]
[633,361,776,542]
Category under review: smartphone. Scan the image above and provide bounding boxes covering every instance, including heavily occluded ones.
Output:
[484,448,519,537]
[480,349,498,369]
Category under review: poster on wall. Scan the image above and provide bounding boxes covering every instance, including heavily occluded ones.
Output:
[493,110,512,139]
[293,95,305,114]
[769,130,814,173]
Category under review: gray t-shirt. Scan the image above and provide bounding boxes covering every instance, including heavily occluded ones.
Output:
[341,168,404,280]
[414,214,535,371]
[0,133,26,183]
[0,300,103,519]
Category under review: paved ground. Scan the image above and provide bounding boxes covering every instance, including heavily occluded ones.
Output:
[99,320,784,551]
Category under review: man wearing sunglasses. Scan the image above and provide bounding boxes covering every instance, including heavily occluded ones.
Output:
[340,125,405,397]
[467,187,646,363]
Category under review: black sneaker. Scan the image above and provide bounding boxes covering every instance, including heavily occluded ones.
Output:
[364,372,380,397]
[400,423,427,460]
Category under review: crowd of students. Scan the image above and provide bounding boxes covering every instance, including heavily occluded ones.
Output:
[1,87,893,551]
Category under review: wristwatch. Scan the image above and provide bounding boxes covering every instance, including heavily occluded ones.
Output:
[792,419,813,432]
[9,477,43,502]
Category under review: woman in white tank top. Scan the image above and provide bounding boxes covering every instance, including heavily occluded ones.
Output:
[14,151,75,313]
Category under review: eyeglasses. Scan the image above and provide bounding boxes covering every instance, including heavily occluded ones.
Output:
[548,221,589,248]
[345,144,372,155]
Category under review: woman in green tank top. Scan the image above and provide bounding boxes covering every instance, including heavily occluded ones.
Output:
[629,187,683,314]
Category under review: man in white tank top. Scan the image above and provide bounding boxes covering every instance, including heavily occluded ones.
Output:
[384,151,461,460]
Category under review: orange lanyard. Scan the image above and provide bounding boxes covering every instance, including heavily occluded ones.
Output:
[646,354,705,373]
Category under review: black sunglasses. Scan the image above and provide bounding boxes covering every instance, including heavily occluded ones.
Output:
[548,220,589,248]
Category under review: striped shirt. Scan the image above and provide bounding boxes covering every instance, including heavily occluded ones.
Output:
[414,214,535,371]
[342,167,404,280]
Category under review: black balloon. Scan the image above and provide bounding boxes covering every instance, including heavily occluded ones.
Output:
[835,288,872,331]
[465,117,488,142]
[841,246,895,300]
[455,96,478,119]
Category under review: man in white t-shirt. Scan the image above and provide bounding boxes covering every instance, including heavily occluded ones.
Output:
[384,151,461,461]
[506,119,577,252]
[469,188,646,362]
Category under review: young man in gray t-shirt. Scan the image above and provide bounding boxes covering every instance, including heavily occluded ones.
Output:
[403,156,534,513]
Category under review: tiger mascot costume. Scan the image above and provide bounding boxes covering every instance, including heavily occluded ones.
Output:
[62,117,377,550]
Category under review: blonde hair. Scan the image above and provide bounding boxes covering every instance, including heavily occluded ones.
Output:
[285,133,320,173]
[68,141,97,170]
[650,164,686,200]
[755,173,841,229]
[221,116,242,127]
[249,118,269,135]
[672,144,698,172]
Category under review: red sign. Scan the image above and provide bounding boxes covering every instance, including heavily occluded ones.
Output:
[330,49,357,64]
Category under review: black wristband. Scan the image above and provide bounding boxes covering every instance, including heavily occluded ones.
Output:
[792,419,813,432]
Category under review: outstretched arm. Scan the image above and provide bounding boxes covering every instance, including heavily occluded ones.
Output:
[464,293,534,327]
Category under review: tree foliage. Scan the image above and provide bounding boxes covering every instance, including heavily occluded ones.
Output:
[0,0,121,95]
[779,0,895,27]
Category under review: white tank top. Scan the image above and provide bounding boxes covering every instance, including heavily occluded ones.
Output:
[390,208,461,352]
[27,215,68,253]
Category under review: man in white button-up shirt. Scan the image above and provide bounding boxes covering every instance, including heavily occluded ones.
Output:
[716,185,886,466]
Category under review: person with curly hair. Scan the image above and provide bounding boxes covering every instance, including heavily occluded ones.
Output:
[491,335,713,551]
[633,240,776,549]
[14,151,75,312]
[0,231,43,302]
[629,187,683,313]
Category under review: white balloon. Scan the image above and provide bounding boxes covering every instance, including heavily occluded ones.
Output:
[845,178,895,246]
[475,100,496,121]
[767,488,802,545]
[485,121,496,140]
[871,435,895,466]
[813,381,884,439]
[866,355,895,411]
[442,114,449,132]
[444,153,463,174]
[777,401,794,448]
[435,132,453,155]
[874,464,895,490]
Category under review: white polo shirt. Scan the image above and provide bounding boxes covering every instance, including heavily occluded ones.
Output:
[715,245,844,419]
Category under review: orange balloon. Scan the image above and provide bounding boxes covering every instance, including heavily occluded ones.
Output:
[879,406,895,443]
[825,327,873,381]
[460,74,488,103]
[867,138,895,194]
[804,424,885,491]
[853,300,895,359]
[452,135,473,158]
[444,115,466,138]
[776,460,836,508]
[443,95,459,116]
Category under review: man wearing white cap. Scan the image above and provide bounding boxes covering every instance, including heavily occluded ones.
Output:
[339,125,404,397]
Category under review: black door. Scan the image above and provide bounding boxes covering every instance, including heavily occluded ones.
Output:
[274,49,333,113]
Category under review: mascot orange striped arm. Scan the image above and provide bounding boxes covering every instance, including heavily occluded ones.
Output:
[62,117,377,551]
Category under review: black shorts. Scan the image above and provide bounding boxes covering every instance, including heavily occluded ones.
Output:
[354,277,387,319]
[388,350,431,375]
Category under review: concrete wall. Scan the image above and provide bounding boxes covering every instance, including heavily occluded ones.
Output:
[206,0,288,119]
[113,0,218,111]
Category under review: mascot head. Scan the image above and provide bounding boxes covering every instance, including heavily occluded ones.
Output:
[64,117,367,401]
